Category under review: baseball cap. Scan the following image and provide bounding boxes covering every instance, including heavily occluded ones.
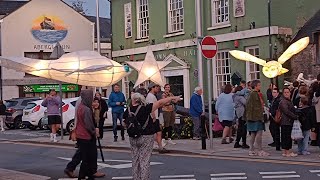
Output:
[148,82,160,90]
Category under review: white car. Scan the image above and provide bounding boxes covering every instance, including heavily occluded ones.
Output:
[22,100,46,130]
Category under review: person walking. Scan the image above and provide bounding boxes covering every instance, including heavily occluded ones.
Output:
[245,80,269,157]
[216,84,235,144]
[0,100,6,132]
[279,87,298,157]
[108,84,126,142]
[124,93,181,180]
[146,83,168,153]
[189,87,204,140]
[41,89,61,143]
[75,89,99,179]
[268,88,281,151]
[297,96,317,155]
[162,84,176,145]
[233,86,249,148]
[94,92,108,139]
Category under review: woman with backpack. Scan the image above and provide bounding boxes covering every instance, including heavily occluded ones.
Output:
[123,93,181,180]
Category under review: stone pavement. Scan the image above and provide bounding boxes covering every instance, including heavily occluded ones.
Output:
[0,168,50,180]
[11,128,320,164]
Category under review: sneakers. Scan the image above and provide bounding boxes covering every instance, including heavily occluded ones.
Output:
[229,137,234,143]
[122,136,125,141]
[64,169,77,178]
[159,148,169,154]
[221,139,229,144]
[114,136,118,142]
[268,142,276,147]
[167,138,176,145]
[1,128,4,132]
[93,172,106,178]
[234,142,242,148]
[50,133,54,141]
[53,134,58,143]
[161,139,167,147]
[242,144,250,149]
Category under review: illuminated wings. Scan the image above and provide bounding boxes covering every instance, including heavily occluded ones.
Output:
[229,50,267,66]
[277,37,310,64]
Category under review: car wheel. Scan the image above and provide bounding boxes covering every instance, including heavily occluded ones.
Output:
[66,120,75,133]
[5,123,15,129]
[14,116,26,129]
[28,125,37,130]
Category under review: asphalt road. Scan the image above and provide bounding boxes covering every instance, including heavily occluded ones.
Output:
[0,138,319,180]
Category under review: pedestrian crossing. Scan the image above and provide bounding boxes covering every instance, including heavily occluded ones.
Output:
[210,172,247,180]
[309,169,320,177]
[259,171,300,179]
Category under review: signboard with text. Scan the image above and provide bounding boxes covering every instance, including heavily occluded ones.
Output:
[23,84,79,93]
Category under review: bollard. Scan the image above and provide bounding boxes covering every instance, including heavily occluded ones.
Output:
[201,115,206,150]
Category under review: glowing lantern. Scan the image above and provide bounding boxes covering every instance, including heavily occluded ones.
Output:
[229,37,309,78]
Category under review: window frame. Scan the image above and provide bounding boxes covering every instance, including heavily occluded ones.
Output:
[215,50,231,96]
[167,0,184,34]
[245,46,261,81]
[211,0,231,28]
[136,0,149,39]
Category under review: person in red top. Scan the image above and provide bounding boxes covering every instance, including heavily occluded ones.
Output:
[75,89,99,179]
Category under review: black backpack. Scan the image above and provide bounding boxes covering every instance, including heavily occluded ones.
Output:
[126,105,150,138]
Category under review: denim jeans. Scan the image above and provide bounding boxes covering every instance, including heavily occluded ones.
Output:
[297,130,311,153]
[112,112,124,137]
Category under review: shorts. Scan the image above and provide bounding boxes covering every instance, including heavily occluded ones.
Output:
[163,111,176,127]
[48,115,61,125]
[222,120,233,127]
[153,119,161,133]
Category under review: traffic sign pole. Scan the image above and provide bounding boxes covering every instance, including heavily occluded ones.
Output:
[201,36,217,150]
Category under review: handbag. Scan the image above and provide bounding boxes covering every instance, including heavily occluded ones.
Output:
[274,100,282,124]
[291,120,303,140]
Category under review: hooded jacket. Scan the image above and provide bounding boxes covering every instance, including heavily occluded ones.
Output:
[75,90,96,140]
[233,93,246,118]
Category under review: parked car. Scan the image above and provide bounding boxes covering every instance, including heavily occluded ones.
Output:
[5,97,41,129]
[22,100,47,130]
[41,97,118,133]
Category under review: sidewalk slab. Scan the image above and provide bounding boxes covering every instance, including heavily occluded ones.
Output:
[0,168,50,180]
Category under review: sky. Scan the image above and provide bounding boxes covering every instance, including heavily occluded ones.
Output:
[63,0,110,18]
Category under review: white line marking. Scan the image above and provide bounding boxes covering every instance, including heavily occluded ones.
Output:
[202,45,217,50]
[317,174,320,177]
[310,170,320,173]
[211,173,246,176]
[211,177,247,180]
[160,175,195,178]
[162,179,196,180]
[259,171,296,175]
[58,179,77,180]
[112,176,133,180]
[262,175,300,179]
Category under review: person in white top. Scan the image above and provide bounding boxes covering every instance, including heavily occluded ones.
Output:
[146,83,169,154]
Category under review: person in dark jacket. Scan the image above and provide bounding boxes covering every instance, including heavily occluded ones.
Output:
[75,89,99,179]
[266,83,275,105]
[296,96,317,155]
[268,88,281,150]
[0,100,6,132]
[279,87,298,157]
[189,87,204,140]
[94,92,108,139]
[108,84,126,142]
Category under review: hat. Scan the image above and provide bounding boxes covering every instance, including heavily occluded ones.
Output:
[148,82,159,90]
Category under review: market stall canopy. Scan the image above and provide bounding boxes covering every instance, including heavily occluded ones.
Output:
[0,51,130,87]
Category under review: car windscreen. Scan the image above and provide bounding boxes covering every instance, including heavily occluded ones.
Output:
[24,103,37,110]
[70,101,77,107]
[5,101,18,108]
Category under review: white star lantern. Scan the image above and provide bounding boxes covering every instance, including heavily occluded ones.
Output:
[126,50,171,88]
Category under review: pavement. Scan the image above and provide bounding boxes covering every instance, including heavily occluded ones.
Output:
[6,125,320,164]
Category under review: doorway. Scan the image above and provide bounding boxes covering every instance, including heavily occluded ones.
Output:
[167,76,184,106]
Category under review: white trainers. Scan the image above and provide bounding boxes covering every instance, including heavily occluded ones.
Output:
[162,139,167,147]
[153,143,159,149]
[53,134,58,142]
[167,138,176,145]
[50,133,54,141]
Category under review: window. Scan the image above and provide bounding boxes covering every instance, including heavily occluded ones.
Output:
[168,0,184,33]
[136,0,149,39]
[215,50,231,95]
[211,0,230,27]
[246,46,260,80]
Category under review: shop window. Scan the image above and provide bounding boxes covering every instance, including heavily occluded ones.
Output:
[136,0,149,39]
[245,46,260,81]
[167,0,184,33]
[215,50,231,95]
[211,0,230,28]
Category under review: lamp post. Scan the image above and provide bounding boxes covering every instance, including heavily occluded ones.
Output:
[96,0,101,54]
[268,0,274,85]
[273,43,279,88]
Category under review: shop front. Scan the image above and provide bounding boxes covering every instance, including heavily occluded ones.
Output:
[21,84,80,98]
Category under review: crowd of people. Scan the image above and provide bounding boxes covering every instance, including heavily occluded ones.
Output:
[214,74,320,157]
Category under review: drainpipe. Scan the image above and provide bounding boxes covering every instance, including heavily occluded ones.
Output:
[195,0,203,98]
[0,19,3,100]
[96,0,101,54]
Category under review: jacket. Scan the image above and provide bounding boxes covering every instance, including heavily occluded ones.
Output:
[297,106,317,131]
[98,98,108,120]
[270,95,281,117]
[108,91,126,113]
[75,90,96,140]
[189,93,203,117]
[233,93,246,118]
[279,97,297,126]
[216,93,235,121]
[41,96,61,116]
[0,104,6,115]
[245,91,264,122]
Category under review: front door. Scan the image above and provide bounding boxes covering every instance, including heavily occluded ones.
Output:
[167,76,184,106]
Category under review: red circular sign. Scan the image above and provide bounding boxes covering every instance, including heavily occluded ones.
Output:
[201,36,218,59]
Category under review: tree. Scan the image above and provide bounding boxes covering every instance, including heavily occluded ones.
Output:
[70,0,88,15]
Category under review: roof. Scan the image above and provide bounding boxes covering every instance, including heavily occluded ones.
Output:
[0,1,28,16]
[292,10,320,43]
[0,1,111,41]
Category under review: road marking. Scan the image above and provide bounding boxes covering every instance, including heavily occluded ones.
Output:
[58,179,77,180]
[112,176,133,180]
[162,179,196,180]
[259,171,297,175]
[210,172,247,180]
[211,173,246,176]
[160,175,195,178]
[261,175,300,179]
[0,168,51,180]
[309,170,320,173]
[211,177,247,180]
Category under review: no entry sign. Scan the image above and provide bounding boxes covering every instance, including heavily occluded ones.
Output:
[201,36,218,59]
